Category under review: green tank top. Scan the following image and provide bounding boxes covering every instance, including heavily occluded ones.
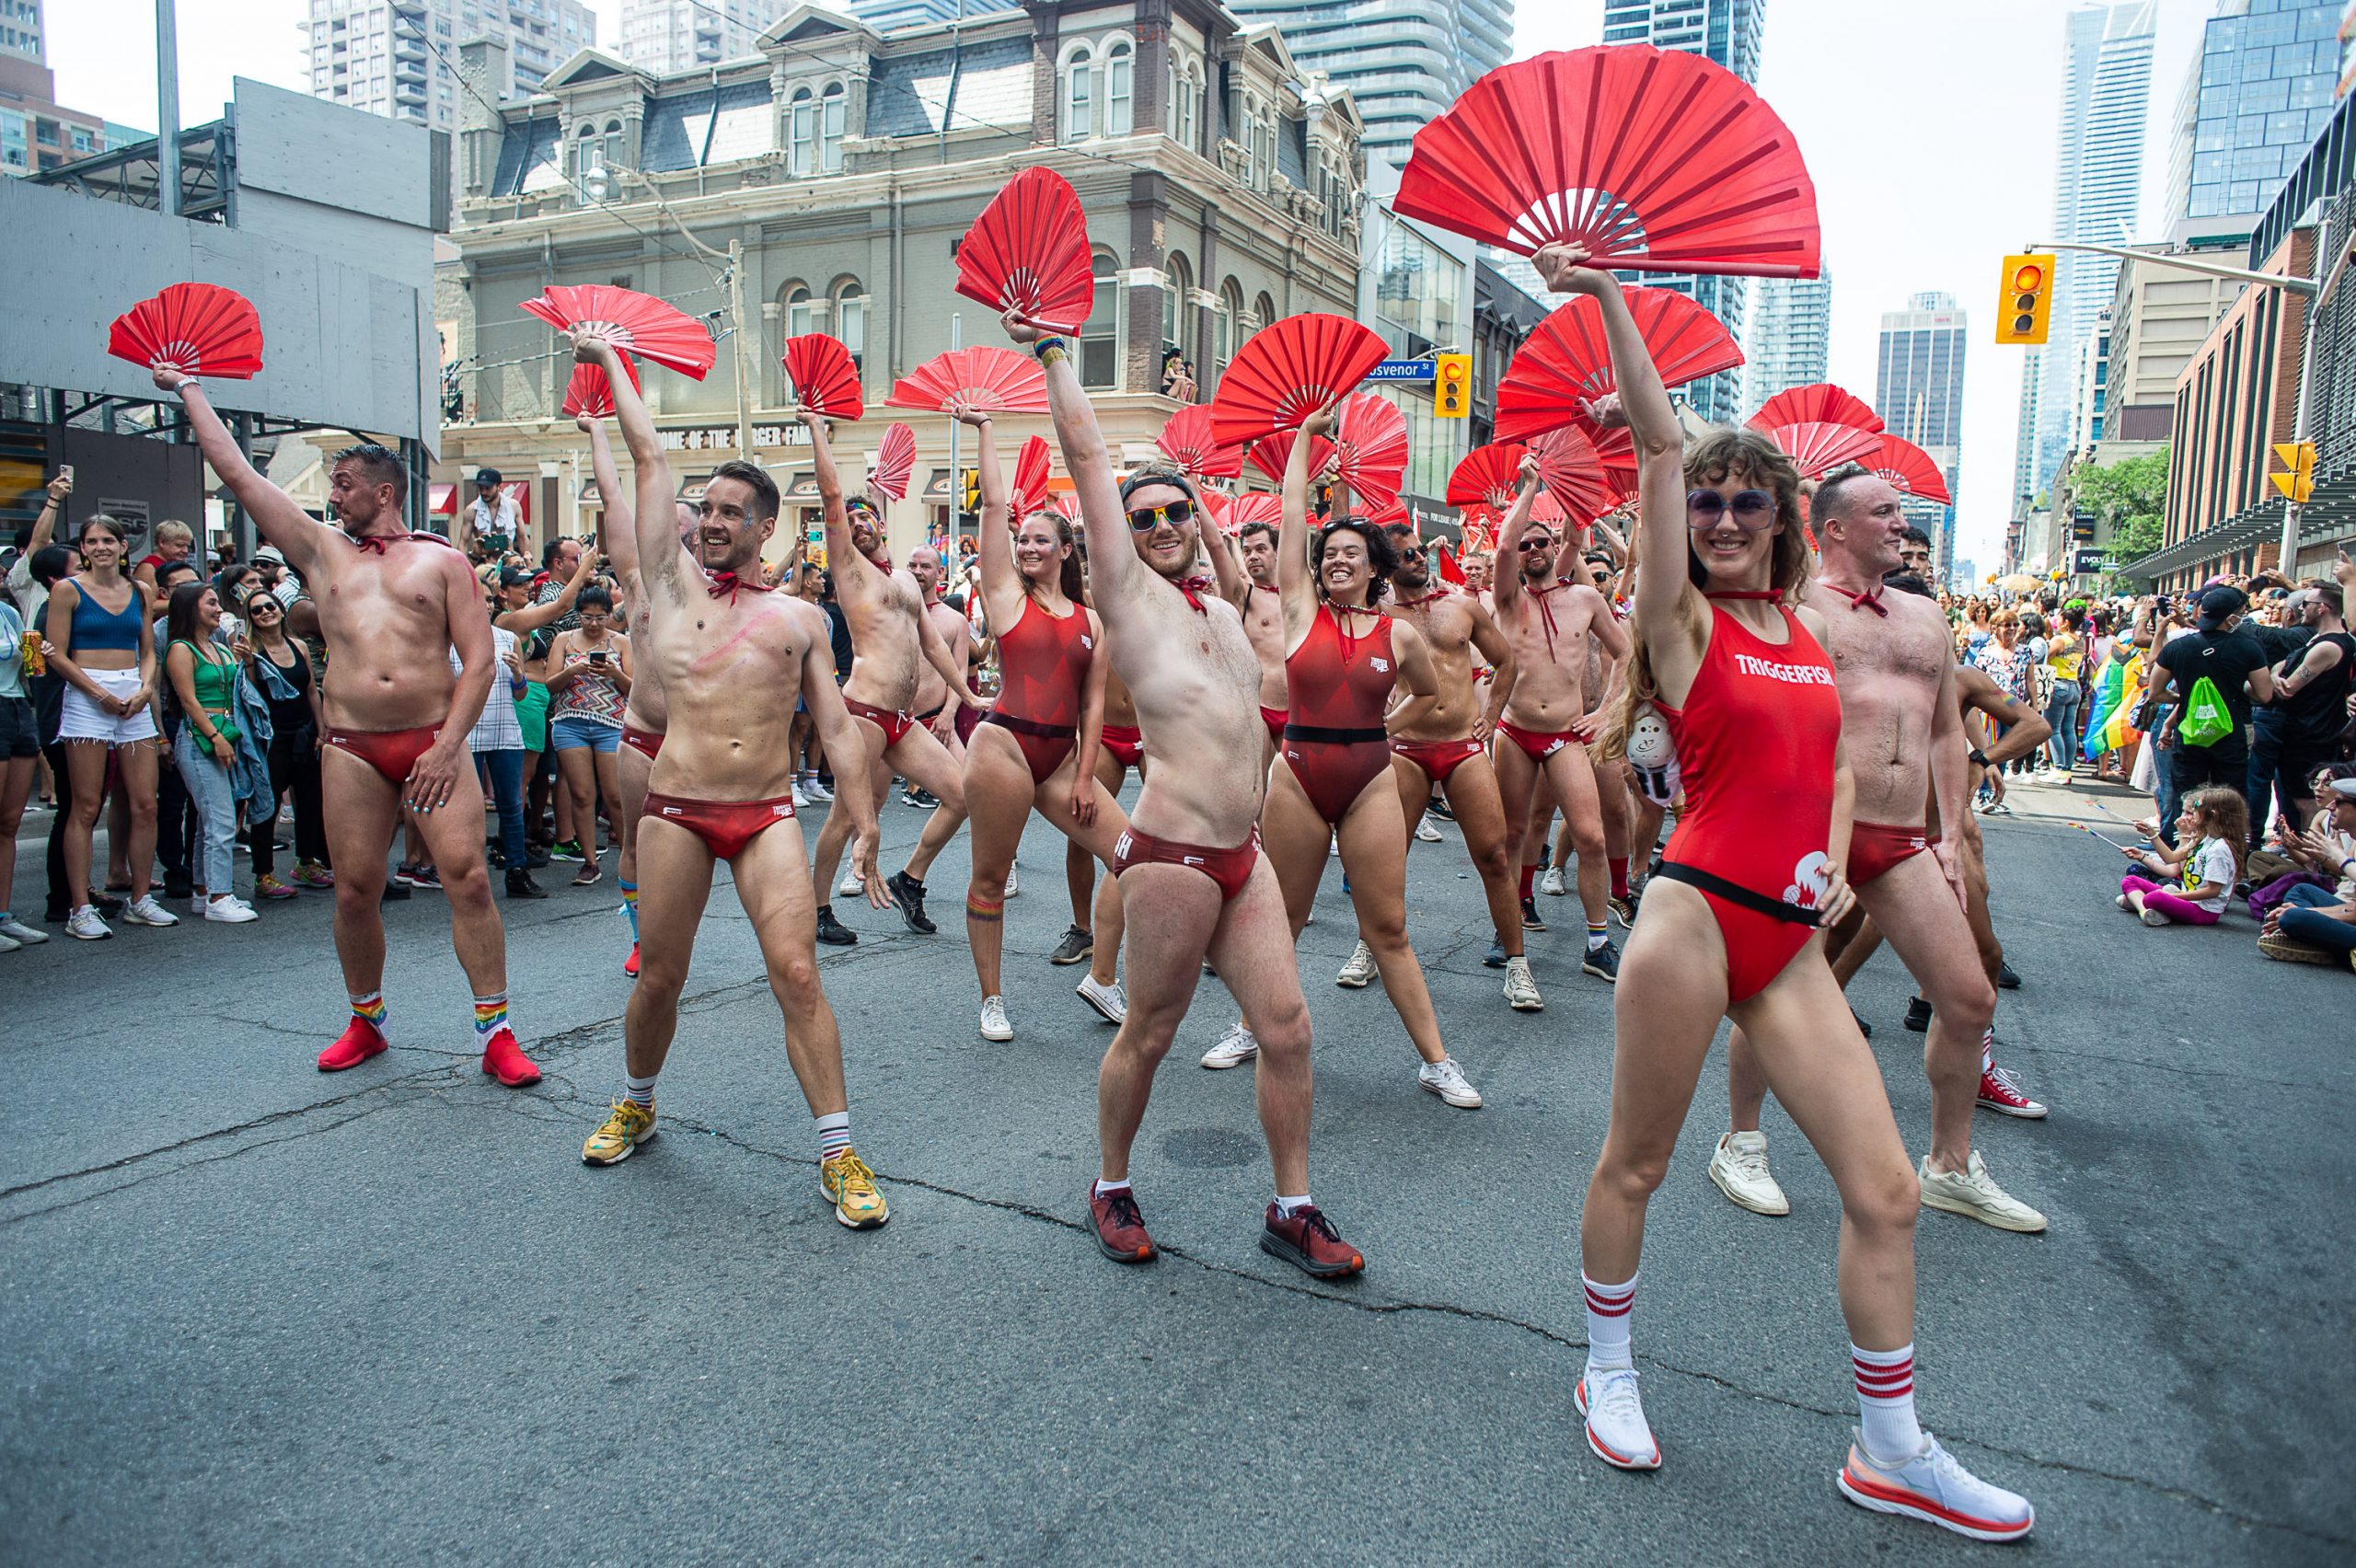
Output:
[173,639,240,745]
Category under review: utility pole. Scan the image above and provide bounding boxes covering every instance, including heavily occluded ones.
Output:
[947,311,962,552]
[727,238,752,459]
[2276,216,2349,575]
[156,0,179,218]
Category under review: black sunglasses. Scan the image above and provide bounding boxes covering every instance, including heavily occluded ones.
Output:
[1126,498,1195,531]
[1687,489,1775,531]
[1517,535,1554,552]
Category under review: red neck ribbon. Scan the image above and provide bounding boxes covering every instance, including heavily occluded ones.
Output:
[707,571,776,603]
[1819,582,1888,617]
[352,530,447,555]
[1174,573,1216,616]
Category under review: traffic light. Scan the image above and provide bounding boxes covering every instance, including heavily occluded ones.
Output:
[2270,441,2316,503]
[1993,254,2054,345]
[1434,352,1471,419]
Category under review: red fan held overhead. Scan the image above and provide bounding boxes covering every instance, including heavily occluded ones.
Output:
[1011,435,1053,518]
[1154,404,1243,480]
[885,346,1049,414]
[1246,429,1335,489]
[1766,421,1882,479]
[519,284,716,380]
[1868,434,1953,505]
[1220,490,1285,536]
[782,334,863,421]
[1527,424,1618,529]
[869,423,916,502]
[1207,314,1389,448]
[107,282,264,380]
[1394,44,1821,279]
[1495,288,1742,443]
[1749,381,1882,435]
[1333,393,1410,510]
[1434,541,1467,585]
[953,167,1095,335]
[1449,442,1530,515]
[560,352,642,419]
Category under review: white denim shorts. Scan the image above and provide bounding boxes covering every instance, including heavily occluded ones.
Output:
[56,667,159,745]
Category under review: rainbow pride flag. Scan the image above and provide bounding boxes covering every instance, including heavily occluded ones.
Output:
[2081,650,2143,761]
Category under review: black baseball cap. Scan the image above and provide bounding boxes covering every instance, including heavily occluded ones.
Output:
[475,467,502,487]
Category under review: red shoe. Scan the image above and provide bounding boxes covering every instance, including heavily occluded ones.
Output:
[1977,1066,2048,1119]
[318,1018,387,1072]
[1260,1203,1364,1278]
[624,942,640,978]
[479,1026,541,1088]
[1086,1183,1156,1263]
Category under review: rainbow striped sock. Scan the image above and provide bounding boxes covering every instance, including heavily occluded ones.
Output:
[1588,921,1609,951]
[618,879,639,940]
[472,992,509,1043]
[350,990,387,1039]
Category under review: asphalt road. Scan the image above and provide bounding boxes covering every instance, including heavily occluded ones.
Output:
[3,772,2349,1565]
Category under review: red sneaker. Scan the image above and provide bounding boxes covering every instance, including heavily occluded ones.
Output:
[318,1018,387,1072]
[479,1026,541,1088]
[624,942,640,978]
[1977,1066,2048,1119]
[1086,1183,1156,1263]
[1260,1203,1364,1278]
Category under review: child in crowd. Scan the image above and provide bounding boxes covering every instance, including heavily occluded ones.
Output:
[2118,787,2248,928]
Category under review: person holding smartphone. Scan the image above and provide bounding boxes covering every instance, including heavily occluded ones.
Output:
[543,582,631,885]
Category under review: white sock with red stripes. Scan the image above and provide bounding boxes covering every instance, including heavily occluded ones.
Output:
[1853,1342,1923,1461]
[1582,1271,1637,1372]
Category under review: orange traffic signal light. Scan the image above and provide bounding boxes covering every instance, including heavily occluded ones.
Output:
[1994,253,2054,345]
[1434,352,1471,420]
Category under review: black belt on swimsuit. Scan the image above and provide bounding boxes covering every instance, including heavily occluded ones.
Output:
[1283,722,1389,745]
[985,711,1076,740]
[1655,861,1822,928]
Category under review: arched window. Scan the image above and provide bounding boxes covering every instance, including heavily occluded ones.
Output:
[782,283,813,340]
[789,88,814,175]
[602,118,624,169]
[1168,59,1200,153]
[1254,292,1277,338]
[1104,41,1133,137]
[833,279,865,368]
[1061,46,1094,144]
[572,122,598,179]
[1080,251,1119,389]
[819,82,845,172]
[1216,277,1244,383]
[1162,251,1194,367]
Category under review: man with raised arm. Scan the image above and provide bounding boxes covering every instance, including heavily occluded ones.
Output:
[804,469,978,946]
[570,333,893,1229]
[1001,308,1361,1280]
[1708,471,2042,1234]
[1205,517,1291,767]
[877,543,988,899]
[156,367,537,1087]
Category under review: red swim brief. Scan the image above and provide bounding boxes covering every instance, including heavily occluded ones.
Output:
[982,709,1078,787]
[1113,824,1260,902]
[326,724,442,786]
[1100,722,1144,771]
[1849,820,1934,888]
[1390,735,1486,785]
[1260,705,1288,745]
[845,698,918,749]
[620,723,664,762]
[1496,718,1579,760]
[641,791,797,861]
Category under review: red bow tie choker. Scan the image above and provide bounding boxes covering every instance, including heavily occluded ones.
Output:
[706,571,776,603]
[1819,582,1888,617]
[1174,574,1216,616]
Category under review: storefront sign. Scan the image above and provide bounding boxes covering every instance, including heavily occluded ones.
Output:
[661,424,812,453]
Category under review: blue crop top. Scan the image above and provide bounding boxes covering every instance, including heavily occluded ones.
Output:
[66,579,143,652]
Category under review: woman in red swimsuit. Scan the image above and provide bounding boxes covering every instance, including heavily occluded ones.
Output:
[1250,405,1479,1109]
[950,406,1131,1044]
[1558,248,2033,1540]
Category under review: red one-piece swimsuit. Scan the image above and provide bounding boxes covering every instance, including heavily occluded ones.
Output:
[985,596,1095,786]
[1652,601,1844,1004]
[1282,604,1396,825]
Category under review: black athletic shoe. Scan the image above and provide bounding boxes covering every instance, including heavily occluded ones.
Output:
[505,869,549,900]
[1902,995,1933,1032]
[1995,961,2021,991]
[1609,893,1638,928]
[1483,940,1507,969]
[1852,1007,1873,1040]
[1520,895,1546,931]
[814,904,859,946]
[886,871,937,934]
[1048,925,1094,965]
[1427,798,1456,822]
[902,787,939,810]
[1581,939,1621,983]
[381,880,412,902]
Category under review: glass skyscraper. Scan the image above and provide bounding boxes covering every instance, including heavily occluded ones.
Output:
[1224,0,1513,171]
[2162,0,2345,229]
[1742,271,1833,421]
[1879,292,1969,581]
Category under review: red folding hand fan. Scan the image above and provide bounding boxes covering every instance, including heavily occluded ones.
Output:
[782,334,863,421]
[1767,421,1882,479]
[1220,490,1284,536]
[1154,405,1243,480]
[953,167,1096,335]
[1449,443,1531,513]
[1333,393,1409,510]
[1527,423,1618,529]
[1869,434,1953,505]
[1393,44,1821,278]
[560,352,641,419]
[869,422,916,502]
[884,346,1049,414]
[1207,314,1389,449]
[107,282,264,379]
[1495,288,1743,443]
[519,284,716,380]
[1011,435,1052,518]
[1458,512,1498,555]
[1434,541,1467,585]
[1749,381,1882,435]
[1245,429,1336,490]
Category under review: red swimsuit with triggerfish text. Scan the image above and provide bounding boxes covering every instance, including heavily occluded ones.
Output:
[1653,601,1843,1003]
[1282,604,1396,824]
[984,596,1093,786]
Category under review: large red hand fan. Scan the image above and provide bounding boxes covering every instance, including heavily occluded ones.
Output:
[106,282,264,379]
[1448,442,1530,514]
[1011,435,1053,518]
[1527,424,1618,529]
[782,334,863,421]
[1220,490,1285,536]
[869,422,916,502]
[1435,542,1467,585]
[560,351,641,419]
[1393,45,1821,278]
[1361,497,1410,530]
[1494,289,1743,443]
[1245,429,1336,490]
[519,284,716,380]
[1868,434,1953,505]
[953,167,1095,336]
[1767,421,1882,479]
[1154,405,1243,480]
[1333,393,1409,510]
[1207,314,1389,448]
[884,346,1048,414]
[1749,381,1882,435]
[1458,512,1498,555]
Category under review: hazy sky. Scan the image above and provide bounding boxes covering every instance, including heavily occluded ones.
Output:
[54,0,2216,566]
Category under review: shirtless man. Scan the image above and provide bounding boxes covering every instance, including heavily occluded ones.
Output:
[159,370,537,1088]
[1002,308,1361,1278]
[881,545,986,894]
[1057,663,1144,968]
[571,334,892,1229]
[1206,518,1290,768]
[1491,468,1629,979]
[807,488,978,944]
[1380,523,1537,1009]
[1710,472,2042,1233]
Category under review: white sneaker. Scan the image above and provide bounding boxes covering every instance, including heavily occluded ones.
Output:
[1839,1431,2035,1541]
[1415,813,1442,843]
[792,780,811,807]
[1199,1021,1258,1069]
[2139,906,2169,927]
[0,916,46,945]
[837,865,865,898]
[1918,1150,2047,1233]
[2114,894,2131,912]
[190,895,210,917]
[121,894,179,927]
[1075,973,1126,1024]
[804,777,833,801]
[1576,1365,1660,1470]
[1502,954,1543,1011]
[978,995,1013,1042]
[1539,866,1566,897]
[0,929,17,952]
[1005,859,1020,898]
[65,905,112,940]
[1707,1130,1791,1216]
[1335,939,1378,988]
[1417,1055,1483,1108]
[204,897,260,924]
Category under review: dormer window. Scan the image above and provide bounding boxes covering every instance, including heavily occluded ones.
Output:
[1104,41,1132,137]
[1061,44,1094,143]
[790,83,844,177]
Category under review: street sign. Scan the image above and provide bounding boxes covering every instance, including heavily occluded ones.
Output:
[1364,359,1436,383]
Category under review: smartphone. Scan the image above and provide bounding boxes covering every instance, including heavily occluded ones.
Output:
[589,650,608,664]
[58,465,74,484]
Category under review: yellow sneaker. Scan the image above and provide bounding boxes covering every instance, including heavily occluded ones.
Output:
[820,1147,889,1229]
[582,1100,657,1165]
